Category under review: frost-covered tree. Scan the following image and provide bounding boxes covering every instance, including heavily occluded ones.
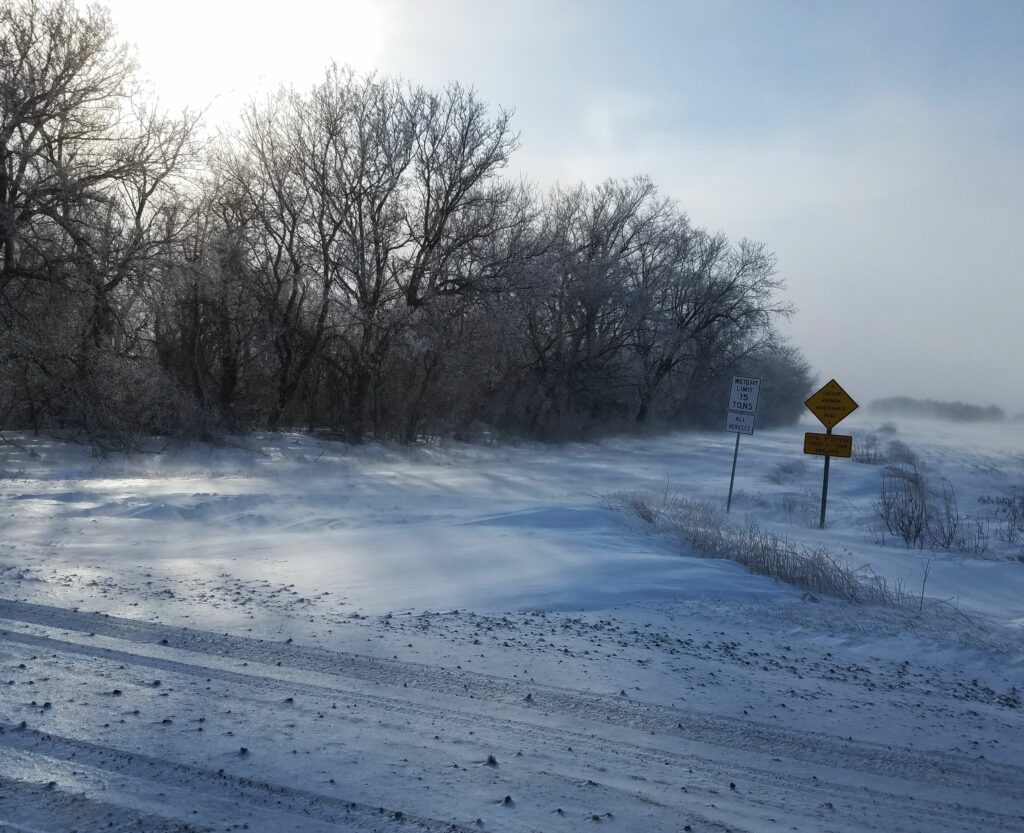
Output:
[0,2,802,447]
[0,0,198,446]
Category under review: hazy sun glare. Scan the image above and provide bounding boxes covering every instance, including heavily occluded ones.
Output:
[87,0,389,120]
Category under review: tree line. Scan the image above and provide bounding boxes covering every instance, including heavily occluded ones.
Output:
[0,0,813,449]
[868,398,1008,423]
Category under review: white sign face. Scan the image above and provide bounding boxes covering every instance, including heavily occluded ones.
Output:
[728,376,761,414]
[726,411,756,435]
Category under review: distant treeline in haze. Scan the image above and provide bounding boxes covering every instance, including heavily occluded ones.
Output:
[868,397,1009,423]
[0,0,813,448]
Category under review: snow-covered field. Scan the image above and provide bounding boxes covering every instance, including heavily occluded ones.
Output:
[0,416,1022,832]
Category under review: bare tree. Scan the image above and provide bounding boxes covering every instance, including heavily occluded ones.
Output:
[213,67,525,438]
[632,234,791,424]
[500,179,663,434]
[403,83,519,308]
[0,0,199,445]
[0,0,135,283]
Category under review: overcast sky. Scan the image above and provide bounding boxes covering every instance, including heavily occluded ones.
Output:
[94,0,1024,414]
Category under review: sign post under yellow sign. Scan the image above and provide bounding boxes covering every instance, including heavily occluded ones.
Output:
[804,379,858,528]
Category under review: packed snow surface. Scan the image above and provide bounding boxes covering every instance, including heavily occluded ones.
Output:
[0,415,1022,832]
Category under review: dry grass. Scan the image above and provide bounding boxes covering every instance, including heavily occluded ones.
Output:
[603,490,913,607]
[852,434,919,466]
[874,466,928,549]
[873,466,998,557]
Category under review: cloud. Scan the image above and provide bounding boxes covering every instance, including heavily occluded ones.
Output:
[513,91,1023,409]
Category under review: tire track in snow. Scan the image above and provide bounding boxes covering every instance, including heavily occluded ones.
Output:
[0,730,473,833]
[0,772,212,833]
[0,631,750,833]
[2,616,1022,830]
[0,673,1006,833]
[0,598,1021,803]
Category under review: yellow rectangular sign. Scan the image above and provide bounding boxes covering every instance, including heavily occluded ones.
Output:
[805,379,858,429]
[803,432,853,458]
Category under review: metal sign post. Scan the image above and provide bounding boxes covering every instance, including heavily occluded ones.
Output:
[726,432,741,513]
[819,427,832,529]
[725,377,761,513]
[803,379,858,528]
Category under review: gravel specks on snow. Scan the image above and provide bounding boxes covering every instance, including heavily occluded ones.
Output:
[0,420,1022,831]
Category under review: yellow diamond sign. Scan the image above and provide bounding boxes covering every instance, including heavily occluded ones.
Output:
[805,379,858,429]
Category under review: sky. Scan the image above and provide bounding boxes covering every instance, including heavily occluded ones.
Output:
[90,0,1024,414]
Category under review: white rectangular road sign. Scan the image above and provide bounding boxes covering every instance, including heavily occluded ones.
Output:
[728,376,761,414]
[726,411,755,435]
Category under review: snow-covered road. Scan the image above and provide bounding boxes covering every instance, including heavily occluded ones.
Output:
[0,419,1022,831]
[2,597,1021,832]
